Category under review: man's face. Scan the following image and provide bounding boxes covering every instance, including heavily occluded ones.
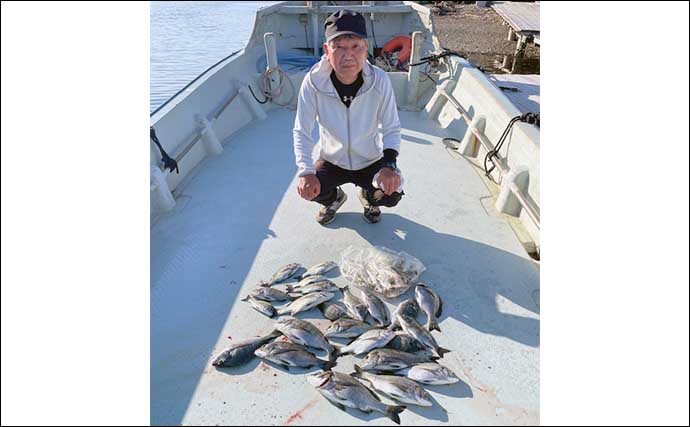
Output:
[324,35,368,80]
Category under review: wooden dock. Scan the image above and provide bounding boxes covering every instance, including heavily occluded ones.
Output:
[490,1,540,73]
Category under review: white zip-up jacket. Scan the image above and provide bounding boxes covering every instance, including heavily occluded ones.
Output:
[293,56,401,177]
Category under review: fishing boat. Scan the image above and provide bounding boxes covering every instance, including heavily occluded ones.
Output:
[150,1,540,425]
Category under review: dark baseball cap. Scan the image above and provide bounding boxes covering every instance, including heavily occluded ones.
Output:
[324,10,367,42]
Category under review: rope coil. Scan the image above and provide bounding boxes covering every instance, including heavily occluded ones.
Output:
[248,66,296,107]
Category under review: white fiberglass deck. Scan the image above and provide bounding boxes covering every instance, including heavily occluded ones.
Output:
[151,108,540,426]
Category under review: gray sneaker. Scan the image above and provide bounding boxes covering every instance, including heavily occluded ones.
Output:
[357,188,381,223]
[316,187,348,225]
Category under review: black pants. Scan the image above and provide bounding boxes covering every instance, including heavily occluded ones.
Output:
[313,158,404,207]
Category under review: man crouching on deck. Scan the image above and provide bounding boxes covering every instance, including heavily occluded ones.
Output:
[293,10,404,225]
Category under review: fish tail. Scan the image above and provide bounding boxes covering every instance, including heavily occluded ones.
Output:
[322,360,337,371]
[330,344,345,361]
[428,319,441,332]
[384,404,406,424]
[436,347,451,358]
[352,364,363,377]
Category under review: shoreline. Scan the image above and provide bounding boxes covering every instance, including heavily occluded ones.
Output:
[428,2,540,74]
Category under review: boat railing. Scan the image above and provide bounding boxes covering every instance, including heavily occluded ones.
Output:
[433,83,540,229]
[150,84,263,212]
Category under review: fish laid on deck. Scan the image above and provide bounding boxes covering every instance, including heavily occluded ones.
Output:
[307,371,406,424]
[274,317,335,360]
[255,341,336,371]
[342,286,369,321]
[395,362,460,385]
[415,283,443,332]
[352,365,433,407]
[275,291,335,316]
[301,261,338,278]
[211,330,282,368]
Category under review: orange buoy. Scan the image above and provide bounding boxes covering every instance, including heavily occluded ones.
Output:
[381,35,413,63]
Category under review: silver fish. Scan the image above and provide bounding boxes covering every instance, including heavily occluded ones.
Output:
[415,284,442,332]
[274,317,335,360]
[396,362,459,385]
[269,263,302,284]
[302,261,338,278]
[333,328,396,358]
[386,332,426,353]
[397,314,450,358]
[398,298,420,318]
[286,279,340,295]
[388,299,420,330]
[255,341,336,371]
[342,286,369,321]
[243,287,293,302]
[292,274,329,289]
[352,365,433,407]
[307,371,406,424]
[244,296,276,318]
[325,318,373,338]
[361,289,390,327]
[211,330,281,368]
[417,283,442,316]
[359,348,439,372]
[276,291,334,316]
[319,301,351,321]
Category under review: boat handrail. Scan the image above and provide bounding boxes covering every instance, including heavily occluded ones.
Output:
[170,88,242,164]
[438,87,541,229]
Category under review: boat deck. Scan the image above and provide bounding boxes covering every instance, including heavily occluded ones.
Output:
[151,108,540,425]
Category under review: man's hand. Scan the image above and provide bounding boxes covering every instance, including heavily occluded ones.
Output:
[377,168,401,196]
[297,174,321,201]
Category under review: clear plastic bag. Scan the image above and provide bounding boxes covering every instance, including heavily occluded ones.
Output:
[340,245,425,299]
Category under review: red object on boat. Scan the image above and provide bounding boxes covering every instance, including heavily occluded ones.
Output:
[381,35,412,63]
